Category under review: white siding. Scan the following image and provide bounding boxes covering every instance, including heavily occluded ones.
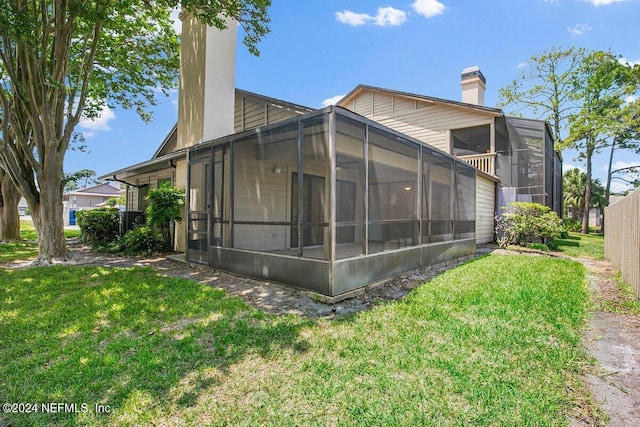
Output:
[476,176,495,244]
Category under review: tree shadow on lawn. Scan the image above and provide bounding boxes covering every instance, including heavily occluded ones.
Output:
[0,266,311,426]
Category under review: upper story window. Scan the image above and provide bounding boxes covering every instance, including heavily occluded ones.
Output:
[451,124,490,156]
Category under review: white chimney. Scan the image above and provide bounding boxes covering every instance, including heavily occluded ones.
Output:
[178,15,237,150]
[202,20,237,142]
[461,66,486,106]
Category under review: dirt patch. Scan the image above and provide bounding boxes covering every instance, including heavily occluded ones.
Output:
[577,259,640,426]
[1,241,490,318]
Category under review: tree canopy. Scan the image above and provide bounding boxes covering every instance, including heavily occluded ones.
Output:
[499,47,640,234]
[0,0,271,263]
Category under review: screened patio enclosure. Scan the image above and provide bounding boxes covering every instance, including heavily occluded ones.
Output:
[187,106,476,298]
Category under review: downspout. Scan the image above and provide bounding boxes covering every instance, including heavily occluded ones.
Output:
[108,175,138,188]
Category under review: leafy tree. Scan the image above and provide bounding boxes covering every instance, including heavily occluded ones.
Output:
[603,97,640,202]
[145,186,184,251]
[565,51,640,233]
[500,48,640,234]
[563,168,606,223]
[0,0,271,264]
[64,169,101,192]
[498,46,586,149]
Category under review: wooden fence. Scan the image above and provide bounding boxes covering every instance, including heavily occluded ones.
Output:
[604,188,640,299]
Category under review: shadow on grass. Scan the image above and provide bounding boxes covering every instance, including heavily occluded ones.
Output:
[0,266,311,426]
[562,235,582,241]
[555,240,580,247]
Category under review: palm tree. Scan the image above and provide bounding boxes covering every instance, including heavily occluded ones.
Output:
[563,168,586,222]
[563,168,607,226]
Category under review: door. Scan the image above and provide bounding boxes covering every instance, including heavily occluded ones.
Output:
[291,173,325,248]
[211,148,225,247]
[187,159,210,264]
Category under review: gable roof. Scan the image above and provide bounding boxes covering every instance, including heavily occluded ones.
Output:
[149,88,314,161]
[152,124,178,159]
[338,84,503,117]
[236,88,314,116]
[64,183,121,197]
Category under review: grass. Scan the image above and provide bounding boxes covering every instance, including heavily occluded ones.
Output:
[0,255,592,426]
[0,220,80,263]
[553,232,605,259]
[598,272,640,316]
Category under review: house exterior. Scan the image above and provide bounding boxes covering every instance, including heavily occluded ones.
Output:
[100,16,561,300]
[62,183,122,226]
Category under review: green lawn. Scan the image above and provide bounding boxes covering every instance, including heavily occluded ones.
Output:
[0,255,593,426]
[0,220,81,263]
[553,232,605,259]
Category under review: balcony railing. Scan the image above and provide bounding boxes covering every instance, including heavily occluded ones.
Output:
[457,153,496,176]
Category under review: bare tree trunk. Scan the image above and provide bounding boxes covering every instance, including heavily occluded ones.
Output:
[0,171,21,241]
[602,138,617,235]
[582,146,593,234]
[28,161,69,264]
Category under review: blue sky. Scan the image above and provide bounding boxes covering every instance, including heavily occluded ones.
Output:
[69,0,640,193]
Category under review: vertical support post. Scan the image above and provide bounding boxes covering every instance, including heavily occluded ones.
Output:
[327,109,337,264]
[417,147,423,246]
[297,121,304,257]
[364,124,369,255]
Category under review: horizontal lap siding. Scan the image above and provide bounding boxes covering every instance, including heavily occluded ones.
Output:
[605,189,640,299]
[234,95,304,133]
[475,176,495,244]
[346,90,494,154]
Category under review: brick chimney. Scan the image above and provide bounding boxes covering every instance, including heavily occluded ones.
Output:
[461,66,486,106]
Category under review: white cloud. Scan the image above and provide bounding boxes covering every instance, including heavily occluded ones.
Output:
[609,180,632,193]
[375,7,408,26]
[322,95,346,107]
[618,56,640,66]
[517,62,527,69]
[79,105,116,133]
[608,160,640,192]
[336,7,407,27]
[412,0,446,18]
[563,163,585,173]
[586,0,625,5]
[567,23,592,35]
[611,160,640,171]
[624,94,638,104]
[336,10,370,26]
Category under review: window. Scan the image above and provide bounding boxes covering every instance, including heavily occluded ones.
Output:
[451,124,490,156]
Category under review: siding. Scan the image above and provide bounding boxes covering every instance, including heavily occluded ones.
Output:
[344,90,494,154]
[475,175,495,244]
[234,95,305,133]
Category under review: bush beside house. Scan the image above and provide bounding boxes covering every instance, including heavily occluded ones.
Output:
[77,186,184,255]
[496,202,564,249]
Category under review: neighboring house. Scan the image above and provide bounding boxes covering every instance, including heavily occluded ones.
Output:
[18,197,29,216]
[100,16,561,300]
[62,183,122,226]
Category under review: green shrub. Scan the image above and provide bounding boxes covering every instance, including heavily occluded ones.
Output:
[76,208,120,244]
[145,186,184,251]
[563,218,582,232]
[118,226,163,255]
[496,202,564,249]
[528,243,550,251]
